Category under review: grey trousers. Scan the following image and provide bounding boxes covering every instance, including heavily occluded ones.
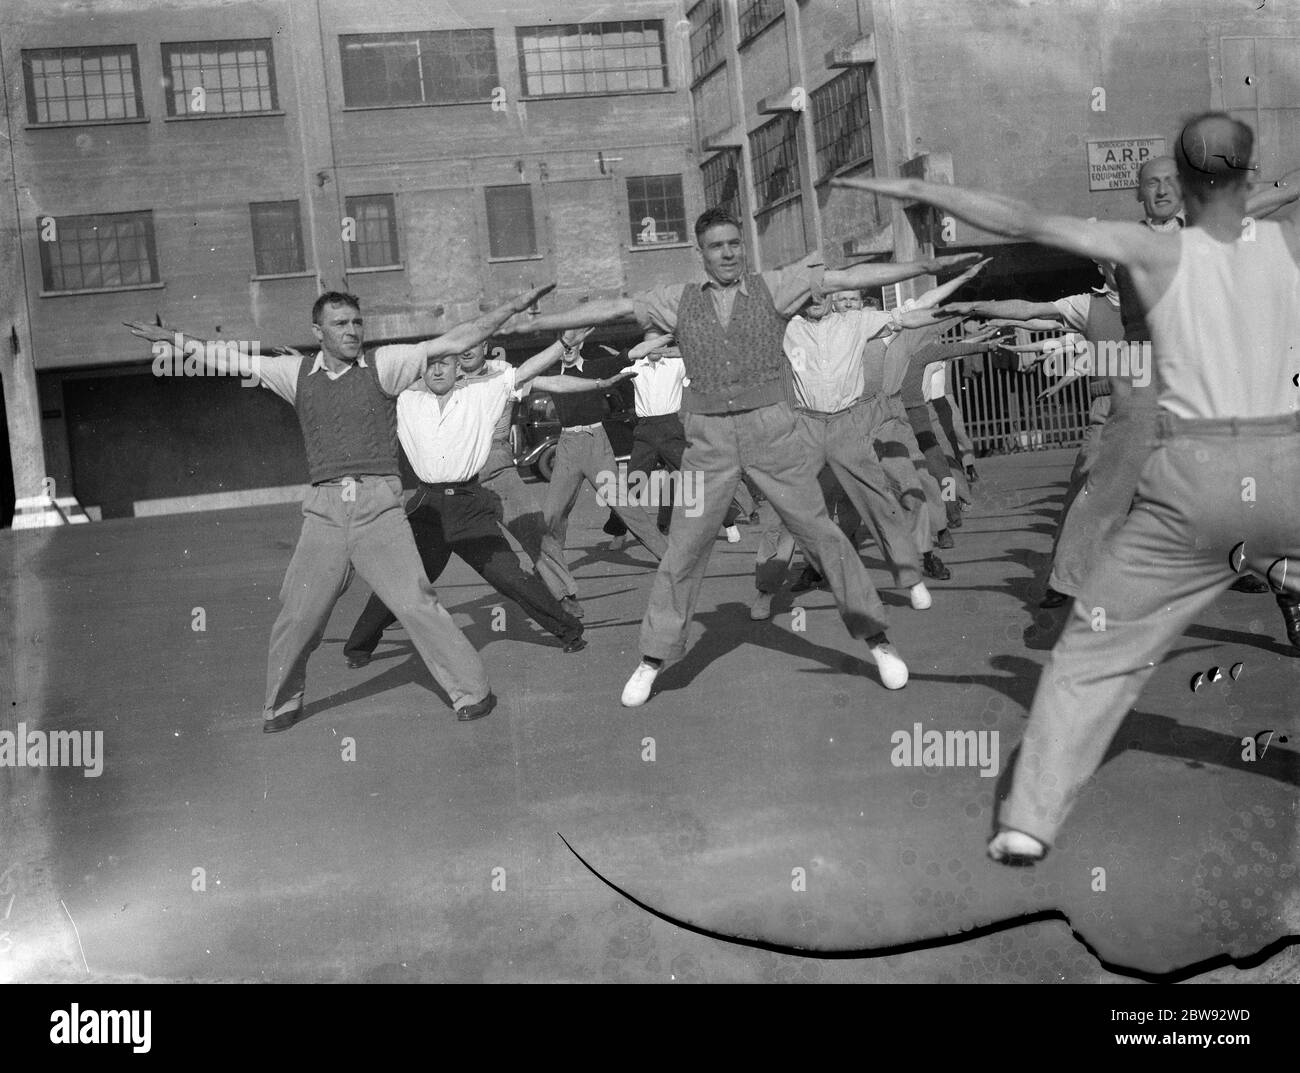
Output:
[264,475,488,719]
[1049,387,1160,597]
[540,425,668,587]
[1003,413,1300,845]
[642,401,893,662]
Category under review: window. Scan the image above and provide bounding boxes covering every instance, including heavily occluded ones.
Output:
[812,67,872,179]
[627,175,686,246]
[22,45,144,124]
[162,39,277,116]
[339,30,498,107]
[250,201,305,275]
[517,21,667,96]
[702,151,743,220]
[738,0,783,43]
[39,211,158,291]
[749,114,801,210]
[485,186,538,259]
[688,1,725,83]
[344,195,399,268]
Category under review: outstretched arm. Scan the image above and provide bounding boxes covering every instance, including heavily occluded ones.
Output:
[940,299,1064,322]
[1246,179,1299,220]
[832,176,1168,271]
[906,257,992,310]
[823,251,980,292]
[513,328,594,386]
[532,369,637,393]
[425,283,556,357]
[497,296,637,337]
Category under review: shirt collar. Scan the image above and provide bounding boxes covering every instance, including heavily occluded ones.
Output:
[561,354,585,373]
[309,351,368,375]
[1143,210,1186,232]
[702,274,749,296]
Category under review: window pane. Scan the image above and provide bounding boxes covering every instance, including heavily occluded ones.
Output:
[812,67,873,178]
[749,115,801,210]
[485,186,537,258]
[250,200,305,275]
[39,211,158,291]
[340,30,498,106]
[517,20,667,97]
[23,45,142,124]
[627,174,685,245]
[162,39,276,115]
[344,195,399,267]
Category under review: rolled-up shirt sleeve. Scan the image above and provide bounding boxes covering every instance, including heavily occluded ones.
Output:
[251,353,306,405]
[1050,294,1092,334]
[633,283,688,334]
[373,343,429,395]
[762,253,828,315]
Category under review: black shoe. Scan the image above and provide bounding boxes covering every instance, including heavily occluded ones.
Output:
[1277,592,1300,650]
[1230,573,1270,594]
[262,710,300,734]
[562,636,587,653]
[965,465,979,484]
[947,512,963,529]
[791,566,825,594]
[923,552,951,581]
[1039,587,1068,609]
[345,653,371,669]
[456,692,497,722]
[935,528,954,550]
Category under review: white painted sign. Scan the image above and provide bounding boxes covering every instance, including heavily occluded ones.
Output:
[1086,137,1167,191]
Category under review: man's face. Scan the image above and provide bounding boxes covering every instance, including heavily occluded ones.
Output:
[698,223,745,285]
[312,302,363,361]
[1137,159,1182,222]
[830,290,863,313]
[423,354,458,395]
[459,343,488,375]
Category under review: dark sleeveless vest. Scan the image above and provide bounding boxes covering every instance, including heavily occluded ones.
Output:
[674,274,792,414]
[293,354,400,484]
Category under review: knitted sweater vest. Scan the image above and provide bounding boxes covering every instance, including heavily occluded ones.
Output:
[294,355,400,484]
[675,274,791,414]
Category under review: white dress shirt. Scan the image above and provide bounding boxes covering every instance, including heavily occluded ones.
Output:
[784,308,896,412]
[397,364,519,483]
[630,356,685,416]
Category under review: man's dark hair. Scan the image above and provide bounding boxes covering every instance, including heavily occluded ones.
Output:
[312,290,361,325]
[1174,112,1255,198]
[694,207,743,243]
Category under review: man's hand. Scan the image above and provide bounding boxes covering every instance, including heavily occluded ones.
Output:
[511,282,557,313]
[628,334,676,361]
[601,369,638,388]
[561,325,594,350]
[926,252,983,274]
[123,319,180,346]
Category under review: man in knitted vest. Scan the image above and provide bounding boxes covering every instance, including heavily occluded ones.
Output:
[497,207,978,704]
[126,282,552,730]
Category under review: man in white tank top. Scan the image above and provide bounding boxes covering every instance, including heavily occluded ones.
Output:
[837,113,1300,863]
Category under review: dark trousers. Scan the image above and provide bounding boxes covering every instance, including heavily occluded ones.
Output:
[906,403,962,526]
[345,481,582,658]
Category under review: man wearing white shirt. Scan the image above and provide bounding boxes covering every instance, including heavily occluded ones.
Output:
[343,348,636,665]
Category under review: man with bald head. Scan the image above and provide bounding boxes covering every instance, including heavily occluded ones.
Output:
[839,112,1300,862]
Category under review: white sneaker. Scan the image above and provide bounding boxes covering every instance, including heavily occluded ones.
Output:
[724,525,741,543]
[909,582,932,610]
[750,592,774,621]
[866,641,909,689]
[621,660,660,706]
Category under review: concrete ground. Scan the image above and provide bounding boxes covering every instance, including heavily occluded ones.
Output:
[1,448,1297,983]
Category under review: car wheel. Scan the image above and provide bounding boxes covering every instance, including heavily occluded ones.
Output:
[537,444,556,482]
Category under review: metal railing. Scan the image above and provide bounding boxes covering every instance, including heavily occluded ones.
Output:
[945,327,1095,456]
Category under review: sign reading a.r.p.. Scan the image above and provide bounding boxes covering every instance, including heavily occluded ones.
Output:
[1086,137,1167,191]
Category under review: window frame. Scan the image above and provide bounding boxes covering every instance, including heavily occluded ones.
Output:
[249,200,306,278]
[338,29,500,109]
[626,174,688,249]
[343,194,401,270]
[737,0,784,48]
[516,21,670,99]
[484,185,540,261]
[22,44,146,127]
[687,0,725,85]
[701,150,744,221]
[37,210,160,294]
[811,66,874,183]
[749,113,802,214]
[161,38,279,118]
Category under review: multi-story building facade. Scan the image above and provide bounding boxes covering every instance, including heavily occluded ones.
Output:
[3,0,1298,524]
